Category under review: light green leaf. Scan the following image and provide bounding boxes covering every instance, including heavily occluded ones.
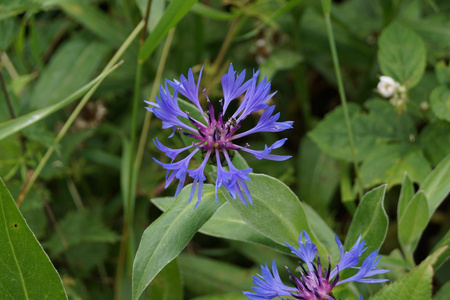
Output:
[152,197,287,253]
[191,2,237,21]
[0,178,67,299]
[132,184,223,300]
[378,22,426,88]
[139,0,198,61]
[0,62,120,141]
[360,144,431,187]
[369,248,445,300]
[430,85,450,122]
[345,185,388,254]
[216,173,327,254]
[178,254,253,296]
[31,38,110,109]
[148,259,183,300]
[398,173,414,221]
[435,61,450,85]
[418,154,450,216]
[398,192,429,259]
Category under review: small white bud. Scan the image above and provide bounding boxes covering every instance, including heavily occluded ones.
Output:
[420,101,429,111]
[377,76,399,98]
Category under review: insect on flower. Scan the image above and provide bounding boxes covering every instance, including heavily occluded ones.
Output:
[145,64,293,208]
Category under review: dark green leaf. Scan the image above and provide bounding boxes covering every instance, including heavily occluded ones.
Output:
[31,38,110,109]
[139,0,198,61]
[0,178,67,299]
[431,229,450,271]
[345,185,388,254]
[378,22,426,88]
[259,49,303,80]
[398,173,414,221]
[419,121,450,166]
[430,85,450,122]
[148,259,183,300]
[132,184,223,300]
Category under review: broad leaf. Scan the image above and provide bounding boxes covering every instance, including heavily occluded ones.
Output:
[430,85,450,122]
[0,178,66,299]
[398,192,429,259]
[378,22,426,88]
[152,197,287,253]
[369,248,445,300]
[345,185,388,254]
[419,121,450,166]
[132,184,223,300]
[216,173,327,254]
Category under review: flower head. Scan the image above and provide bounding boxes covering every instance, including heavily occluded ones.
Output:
[244,231,389,300]
[376,76,399,98]
[145,64,293,207]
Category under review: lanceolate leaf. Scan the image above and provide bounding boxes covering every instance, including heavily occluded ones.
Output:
[418,154,450,216]
[398,173,415,221]
[0,64,120,141]
[0,178,67,299]
[132,184,224,300]
[398,191,429,259]
[369,247,446,300]
[345,185,388,255]
[217,173,329,255]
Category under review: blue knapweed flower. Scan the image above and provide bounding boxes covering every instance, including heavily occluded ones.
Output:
[244,231,389,300]
[145,64,293,207]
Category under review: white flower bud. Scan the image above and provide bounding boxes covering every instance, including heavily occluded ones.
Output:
[377,76,399,98]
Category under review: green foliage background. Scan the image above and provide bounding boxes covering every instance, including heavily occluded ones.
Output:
[0,0,449,299]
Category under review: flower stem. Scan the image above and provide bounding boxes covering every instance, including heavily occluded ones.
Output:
[322,3,363,199]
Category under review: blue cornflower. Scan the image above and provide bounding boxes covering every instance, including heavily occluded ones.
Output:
[244,231,389,300]
[145,64,293,207]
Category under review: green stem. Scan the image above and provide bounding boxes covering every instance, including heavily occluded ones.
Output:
[21,21,144,202]
[322,5,363,199]
[135,28,175,174]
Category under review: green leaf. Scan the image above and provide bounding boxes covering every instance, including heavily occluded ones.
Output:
[148,259,183,300]
[259,49,303,81]
[152,197,287,253]
[418,154,450,216]
[0,63,120,141]
[435,61,450,85]
[434,281,450,300]
[0,18,19,50]
[430,85,450,122]
[139,0,198,61]
[297,137,340,213]
[419,121,450,166]
[369,247,445,300]
[59,2,126,47]
[360,144,431,188]
[191,2,237,21]
[192,293,246,300]
[132,184,223,300]
[216,173,327,254]
[178,254,253,296]
[0,178,67,299]
[44,210,119,257]
[398,173,414,221]
[430,229,450,271]
[378,22,426,88]
[345,185,388,254]
[31,38,110,109]
[398,191,429,259]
